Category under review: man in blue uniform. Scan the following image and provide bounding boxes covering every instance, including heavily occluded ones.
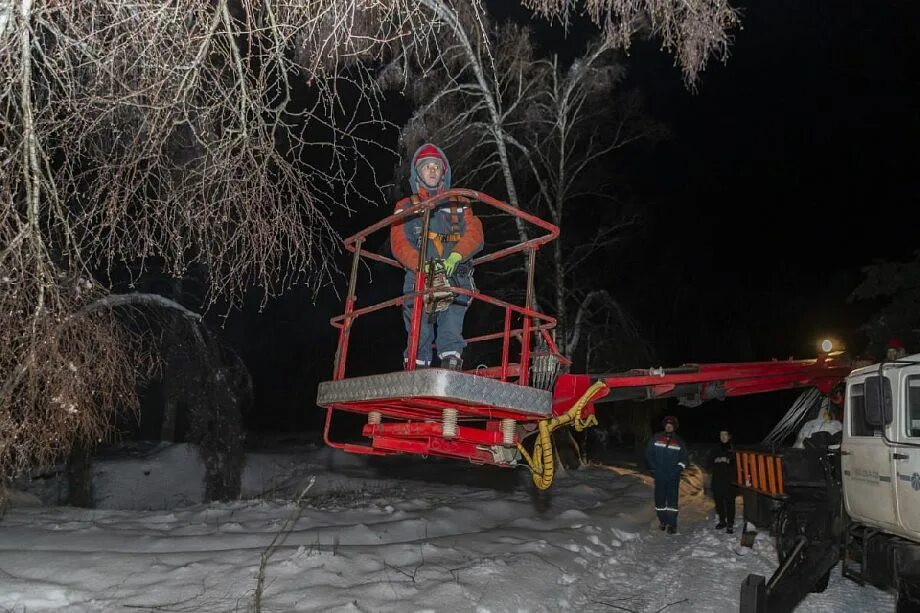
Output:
[646,415,689,534]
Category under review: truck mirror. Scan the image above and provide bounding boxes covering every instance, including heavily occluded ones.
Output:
[865,376,893,427]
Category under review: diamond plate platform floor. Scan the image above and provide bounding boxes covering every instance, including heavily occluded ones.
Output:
[317,369,552,417]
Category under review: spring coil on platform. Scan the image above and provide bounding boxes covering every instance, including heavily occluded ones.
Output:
[501,419,515,446]
[442,408,458,438]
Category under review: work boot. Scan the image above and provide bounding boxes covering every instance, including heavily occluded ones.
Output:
[403,359,430,370]
[726,527,734,534]
[659,523,667,531]
[666,525,677,535]
[441,355,463,371]
[715,522,727,530]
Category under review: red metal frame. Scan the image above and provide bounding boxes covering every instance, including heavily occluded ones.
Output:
[320,189,854,467]
[329,189,565,380]
[323,190,569,459]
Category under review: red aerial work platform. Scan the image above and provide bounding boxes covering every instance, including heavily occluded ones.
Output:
[316,190,852,487]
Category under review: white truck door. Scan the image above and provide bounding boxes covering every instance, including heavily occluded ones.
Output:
[843,377,899,528]
[893,373,920,533]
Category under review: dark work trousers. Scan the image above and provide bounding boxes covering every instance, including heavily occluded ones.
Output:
[402,268,471,365]
[401,302,467,365]
[654,477,680,528]
[712,478,736,526]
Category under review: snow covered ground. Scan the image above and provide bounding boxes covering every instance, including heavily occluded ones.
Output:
[1,443,893,612]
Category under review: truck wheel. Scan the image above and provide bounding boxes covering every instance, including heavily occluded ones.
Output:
[811,569,830,593]
[897,578,920,613]
[775,509,797,564]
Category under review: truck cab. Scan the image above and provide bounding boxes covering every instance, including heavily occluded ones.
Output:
[843,355,920,541]
[739,355,920,612]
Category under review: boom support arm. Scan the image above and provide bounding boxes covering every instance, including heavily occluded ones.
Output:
[555,355,851,415]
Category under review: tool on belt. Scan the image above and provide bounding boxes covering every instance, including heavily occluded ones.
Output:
[424,259,454,314]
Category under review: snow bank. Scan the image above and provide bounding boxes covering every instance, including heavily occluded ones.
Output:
[0,444,894,612]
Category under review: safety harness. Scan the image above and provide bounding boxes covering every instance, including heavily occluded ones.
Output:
[410,194,465,257]
[409,194,467,313]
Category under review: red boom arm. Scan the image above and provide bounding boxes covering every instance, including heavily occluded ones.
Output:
[552,354,851,418]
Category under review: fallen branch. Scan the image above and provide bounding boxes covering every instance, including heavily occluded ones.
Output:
[384,560,421,583]
[654,598,690,613]
[591,601,636,612]
[252,476,316,612]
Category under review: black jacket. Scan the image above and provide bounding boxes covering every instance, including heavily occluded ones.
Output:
[710,442,736,489]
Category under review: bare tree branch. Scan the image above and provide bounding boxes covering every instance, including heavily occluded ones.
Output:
[0,0,454,504]
[523,0,740,88]
[76,293,202,322]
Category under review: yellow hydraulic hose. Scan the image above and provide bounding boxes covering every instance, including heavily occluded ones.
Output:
[517,381,608,489]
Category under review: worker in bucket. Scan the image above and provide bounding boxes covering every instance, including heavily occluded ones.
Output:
[646,415,689,534]
[886,338,908,362]
[390,143,484,370]
[709,429,737,533]
[794,389,844,448]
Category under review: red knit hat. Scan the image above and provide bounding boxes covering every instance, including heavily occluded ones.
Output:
[413,144,446,173]
[887,338,905,349]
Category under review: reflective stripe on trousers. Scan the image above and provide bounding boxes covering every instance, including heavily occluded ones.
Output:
[654,477,680,528]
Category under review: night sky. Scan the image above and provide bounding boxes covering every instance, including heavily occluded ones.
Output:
[625,0,918,361]
[224,0,919,445]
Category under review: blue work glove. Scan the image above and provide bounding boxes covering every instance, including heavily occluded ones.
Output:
[444,252,463,276]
